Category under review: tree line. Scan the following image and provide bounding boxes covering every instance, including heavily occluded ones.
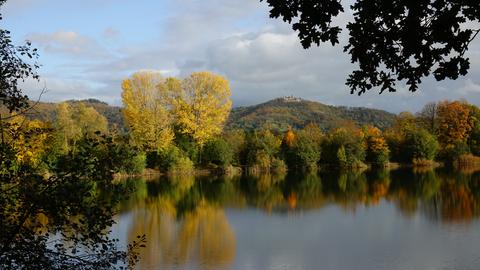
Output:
[4,71,480,176]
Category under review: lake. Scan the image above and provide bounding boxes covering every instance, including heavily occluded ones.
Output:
[112,168,480,270]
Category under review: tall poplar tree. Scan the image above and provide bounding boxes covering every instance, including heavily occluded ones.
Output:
[121,71,174,151]
[170,72,232,145]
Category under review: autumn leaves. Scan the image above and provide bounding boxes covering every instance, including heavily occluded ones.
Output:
[121,71,232,152]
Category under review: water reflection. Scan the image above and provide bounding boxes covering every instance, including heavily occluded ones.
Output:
[387,168,480,222]
[127,201,235,270]
[117,167,480,269]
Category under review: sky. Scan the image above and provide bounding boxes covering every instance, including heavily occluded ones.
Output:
[2,0,480,113]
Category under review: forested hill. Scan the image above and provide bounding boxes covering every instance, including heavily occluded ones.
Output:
[225,97,396,131]
[28,97,395,132]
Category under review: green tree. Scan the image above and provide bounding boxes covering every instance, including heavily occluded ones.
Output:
[0,0,39,113]
[403,128,439,162]
[157,145,194,173]
[384,112,418,162]
[202,137,234,168]
[110,135,146,174]
[1,128,144,269]
[284,129,321,170]
[173,129,200,164]
[301,123,324,146]
[223,129,246,166]
[243,129,282,171]
[322,126,366,167]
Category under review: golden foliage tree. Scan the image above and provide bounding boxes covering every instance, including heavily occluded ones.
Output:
[6,116,51,166]
[364,126,389,165]
[121,71,174,151]
[437,100,473,147]
[170,72,232,145]
[55,102,108,152]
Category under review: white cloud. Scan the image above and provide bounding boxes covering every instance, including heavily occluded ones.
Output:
[26,31,110,58]
[204,30,358,106]
[20,76,118,104]
[208,31,342,82]
[459,79,480,94]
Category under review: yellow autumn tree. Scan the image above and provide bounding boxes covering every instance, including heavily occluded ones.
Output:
[170,71,232,145]
[6,116,51,166]
[437,100,473,147]
[55,102,108,153]
[364,126,389,165]
[121,71,174,151]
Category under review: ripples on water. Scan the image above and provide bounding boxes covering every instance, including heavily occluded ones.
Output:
[112,167,480,270]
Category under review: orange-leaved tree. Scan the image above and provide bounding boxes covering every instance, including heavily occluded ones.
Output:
[437,100,473,148]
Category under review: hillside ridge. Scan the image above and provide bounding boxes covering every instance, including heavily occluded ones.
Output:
[27,97,396,132]
[226,96,395,131]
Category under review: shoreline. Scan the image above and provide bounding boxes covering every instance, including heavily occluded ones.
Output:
[113,161,472,179]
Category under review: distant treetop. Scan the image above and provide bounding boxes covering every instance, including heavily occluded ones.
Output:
[66,98,109,106]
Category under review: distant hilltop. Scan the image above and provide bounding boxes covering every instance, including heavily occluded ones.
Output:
[26,97,396,133]
[226,97,395,132]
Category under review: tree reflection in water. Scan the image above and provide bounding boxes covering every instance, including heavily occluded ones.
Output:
[125,176,236,270]
[119,166,480,268]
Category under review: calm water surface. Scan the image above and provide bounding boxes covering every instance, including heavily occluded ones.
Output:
[112,168,480,270]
